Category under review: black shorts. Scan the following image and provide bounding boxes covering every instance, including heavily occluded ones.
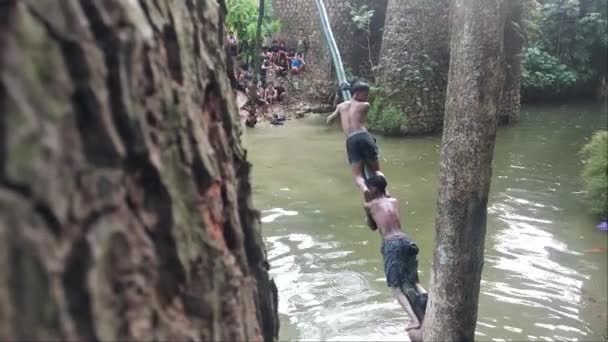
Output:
[381,236,427,320]
[381,236,419,288]
[346,131,378,164]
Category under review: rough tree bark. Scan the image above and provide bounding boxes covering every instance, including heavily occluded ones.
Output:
[0,0,278,341]
[422,0,505,341]
[498,0,524,125]
[254,0,264,82]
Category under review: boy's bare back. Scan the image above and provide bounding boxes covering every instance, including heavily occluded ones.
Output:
[365,197,404,240]
[336,100,371,136]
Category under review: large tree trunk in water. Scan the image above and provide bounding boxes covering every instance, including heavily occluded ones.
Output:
[0,0,278,341]
[498,0,524,125]
[422,0,505,341]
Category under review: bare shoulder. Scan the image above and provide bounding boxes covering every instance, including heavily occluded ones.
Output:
[357,101,371,112]
[364,198,381,208]
[387,197,399,206]
[338,101,351,112]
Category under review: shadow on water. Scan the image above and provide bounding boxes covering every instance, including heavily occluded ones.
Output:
[246,103,608,341]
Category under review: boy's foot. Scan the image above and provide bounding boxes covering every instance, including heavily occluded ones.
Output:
[407,326,423,342]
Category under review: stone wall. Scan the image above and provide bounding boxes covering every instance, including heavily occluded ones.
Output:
[375,0,522,135]
[376,0,450,135]
[272,0,357,80]
[271,0,522,132]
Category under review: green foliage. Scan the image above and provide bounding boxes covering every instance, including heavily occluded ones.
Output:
[368,93,405,134]
[349,4,374,31]
[523,47,577,91]
[225,0,280,62]
[394,53,439,93]
[580,131,608,218]
[348,4,377,80]
[523,0,608,98]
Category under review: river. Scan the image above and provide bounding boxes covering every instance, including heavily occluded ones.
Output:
[244,103,608,341]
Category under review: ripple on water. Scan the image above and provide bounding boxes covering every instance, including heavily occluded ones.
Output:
[483,187,591,341]
[265,229,410,341]
[261,208,299,223]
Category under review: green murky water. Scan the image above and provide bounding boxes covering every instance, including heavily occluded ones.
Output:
[245,103,608,341]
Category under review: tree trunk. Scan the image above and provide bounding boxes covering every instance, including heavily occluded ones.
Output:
[0,0,278,341]
[422,0,505,341]
[254,0,265,83]
[498,0,524,125]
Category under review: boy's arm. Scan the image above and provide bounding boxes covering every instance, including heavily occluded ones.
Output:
[362,102,371,124]
[326,105,340,124]
[364,202,378,231]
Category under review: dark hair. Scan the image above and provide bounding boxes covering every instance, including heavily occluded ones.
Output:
[272,40,278,44]
[366,175,387,193]
[351,81,370,94]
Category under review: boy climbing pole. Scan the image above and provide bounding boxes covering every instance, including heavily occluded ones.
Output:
[326,81,383,196]
[364,175,428,342]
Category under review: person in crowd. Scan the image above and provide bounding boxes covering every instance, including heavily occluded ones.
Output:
[265,82,278,105]
[260,57,272,87]
[269,40,280,53]
[290,53,306,74]
[275,85,287,103]
[296,29,309,60]
[226,31,239,64]
[274,53,290,77]
[278,40,287,53]
[255,84,269,117]
[269,40,280,63]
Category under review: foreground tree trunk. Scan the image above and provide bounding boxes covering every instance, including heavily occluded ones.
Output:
[422,0,505,341]
[0,0,278,341]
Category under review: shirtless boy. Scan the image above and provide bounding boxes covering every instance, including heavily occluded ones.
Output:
[326,82,381,195]
[364,175,427,342]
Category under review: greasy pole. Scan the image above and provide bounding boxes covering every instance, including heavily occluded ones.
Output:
[314,0,351,101]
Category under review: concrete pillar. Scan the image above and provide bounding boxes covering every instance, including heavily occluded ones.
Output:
[377,0,450,135]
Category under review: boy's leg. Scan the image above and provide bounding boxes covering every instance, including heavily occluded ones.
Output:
[351,161,368,194]
[347,137,368,194]
[391,287,421,330]
[415,283,427,294]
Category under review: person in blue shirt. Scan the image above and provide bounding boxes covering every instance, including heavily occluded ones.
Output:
[290,54,306,74]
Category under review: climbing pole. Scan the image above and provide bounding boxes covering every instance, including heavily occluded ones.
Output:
[314,0,351,101]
